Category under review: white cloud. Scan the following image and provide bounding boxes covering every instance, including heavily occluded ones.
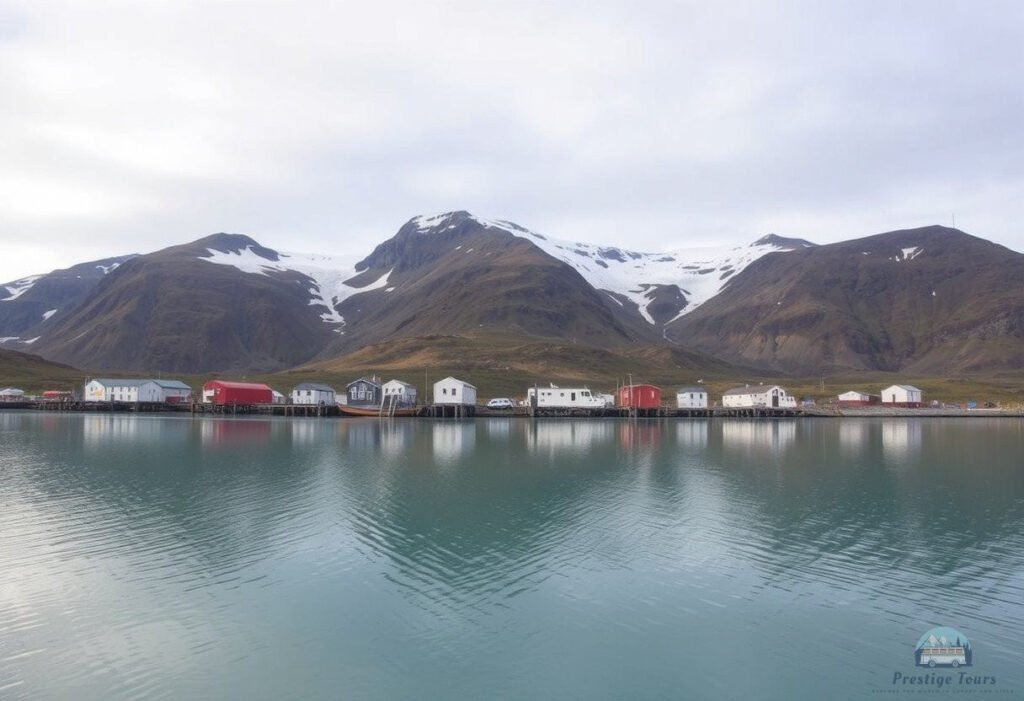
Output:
[1,0,1023,283]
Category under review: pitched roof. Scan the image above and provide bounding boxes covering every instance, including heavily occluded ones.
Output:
[294,383,336,392]
[346,377,381,389]
[383,379,416,388]
[723,385,783,395]
[151,380,191,390]
[436,376,477,389]
[89,378,146,387]
[677,386,706,393]
[205,380,273,390]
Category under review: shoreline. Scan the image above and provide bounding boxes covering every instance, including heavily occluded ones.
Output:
[2,403,1022,419]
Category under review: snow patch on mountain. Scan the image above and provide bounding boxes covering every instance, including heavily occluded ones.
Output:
[42,309,57,321]
[199,246,384,326]
[2,276,43,302]
[96,262,122,274]
[417,212,809,323]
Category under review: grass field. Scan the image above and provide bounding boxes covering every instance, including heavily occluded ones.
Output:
[5,335,1023,409]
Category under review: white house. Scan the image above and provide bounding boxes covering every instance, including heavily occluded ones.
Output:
[881,384,923,407]
[837,390,879,407]
[290,383,336,405]
[382,379,418,407]
[272,390,287,405]
[526,384,605,409]
[433,376,477,406]
[145,380,192,404]
[85,378,191,403]
[0,387,25,401]
[722,385,797,409]
[85,378,134,402]
[676,386,708,409]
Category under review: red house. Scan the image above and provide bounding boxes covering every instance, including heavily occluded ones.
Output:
[202,380,274,405]
[619,384,661,409]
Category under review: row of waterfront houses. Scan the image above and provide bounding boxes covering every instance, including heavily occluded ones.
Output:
[4,377,926,411]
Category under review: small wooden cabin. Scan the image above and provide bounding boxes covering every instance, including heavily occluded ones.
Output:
[382,379,417,407]
[837,391,879,407]
[676,387,708,409]
[291,383,336,406]
[881,384,923,408]
[433,377,477,406]
[345,377,382,408]
[0,387,25,401]
[619,384,661,409]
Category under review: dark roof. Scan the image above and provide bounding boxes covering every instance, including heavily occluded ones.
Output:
[151,380,191,390]
[346,377,381,389]
[294,383,336,392]
[677,386,706,393]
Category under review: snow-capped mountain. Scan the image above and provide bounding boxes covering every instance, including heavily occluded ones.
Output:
[0,255,136,349]
[409,212,814,324]
[9,213,1023,375]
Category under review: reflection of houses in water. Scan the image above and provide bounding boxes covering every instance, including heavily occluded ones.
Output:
[200,419,272,446]
[379,423,412,458]
[339,420,383,452]
[674,420,710,450]
[431,423,476,462]
[720,420,797,453]
[289,418,338,447]
[82,415,178,447]
[838,420,870,453]
[526,421,616,457]
[882,420,922,462]
[617,421,661,449]
[483,418,513,441]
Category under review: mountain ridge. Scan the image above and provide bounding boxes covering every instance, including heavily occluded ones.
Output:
[4,215,1021,376]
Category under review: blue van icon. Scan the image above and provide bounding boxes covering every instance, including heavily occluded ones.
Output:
[915,627,972,668]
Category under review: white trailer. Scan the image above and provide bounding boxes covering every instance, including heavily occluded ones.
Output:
[527,385,605,409]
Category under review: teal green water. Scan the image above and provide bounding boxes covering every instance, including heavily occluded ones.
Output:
[2,414,1023,700]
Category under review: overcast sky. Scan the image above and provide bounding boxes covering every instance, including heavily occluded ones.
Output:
[1,0,1022,282]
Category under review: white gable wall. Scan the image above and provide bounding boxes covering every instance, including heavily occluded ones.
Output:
[433,377,477,406]
[722,385,796,408]
[676,390,708,408]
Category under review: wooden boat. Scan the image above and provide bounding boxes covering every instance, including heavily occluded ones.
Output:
[338,404,419,417]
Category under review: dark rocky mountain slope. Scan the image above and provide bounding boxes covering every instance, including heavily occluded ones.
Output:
[668,226,1024,374]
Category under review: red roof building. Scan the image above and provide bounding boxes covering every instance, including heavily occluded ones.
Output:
[202,380,274,406]
[618,384,662,409]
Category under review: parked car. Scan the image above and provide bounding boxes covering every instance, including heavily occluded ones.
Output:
[487,397,513,409]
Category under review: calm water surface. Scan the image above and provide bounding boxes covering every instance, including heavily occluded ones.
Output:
[2,414,1023,700]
